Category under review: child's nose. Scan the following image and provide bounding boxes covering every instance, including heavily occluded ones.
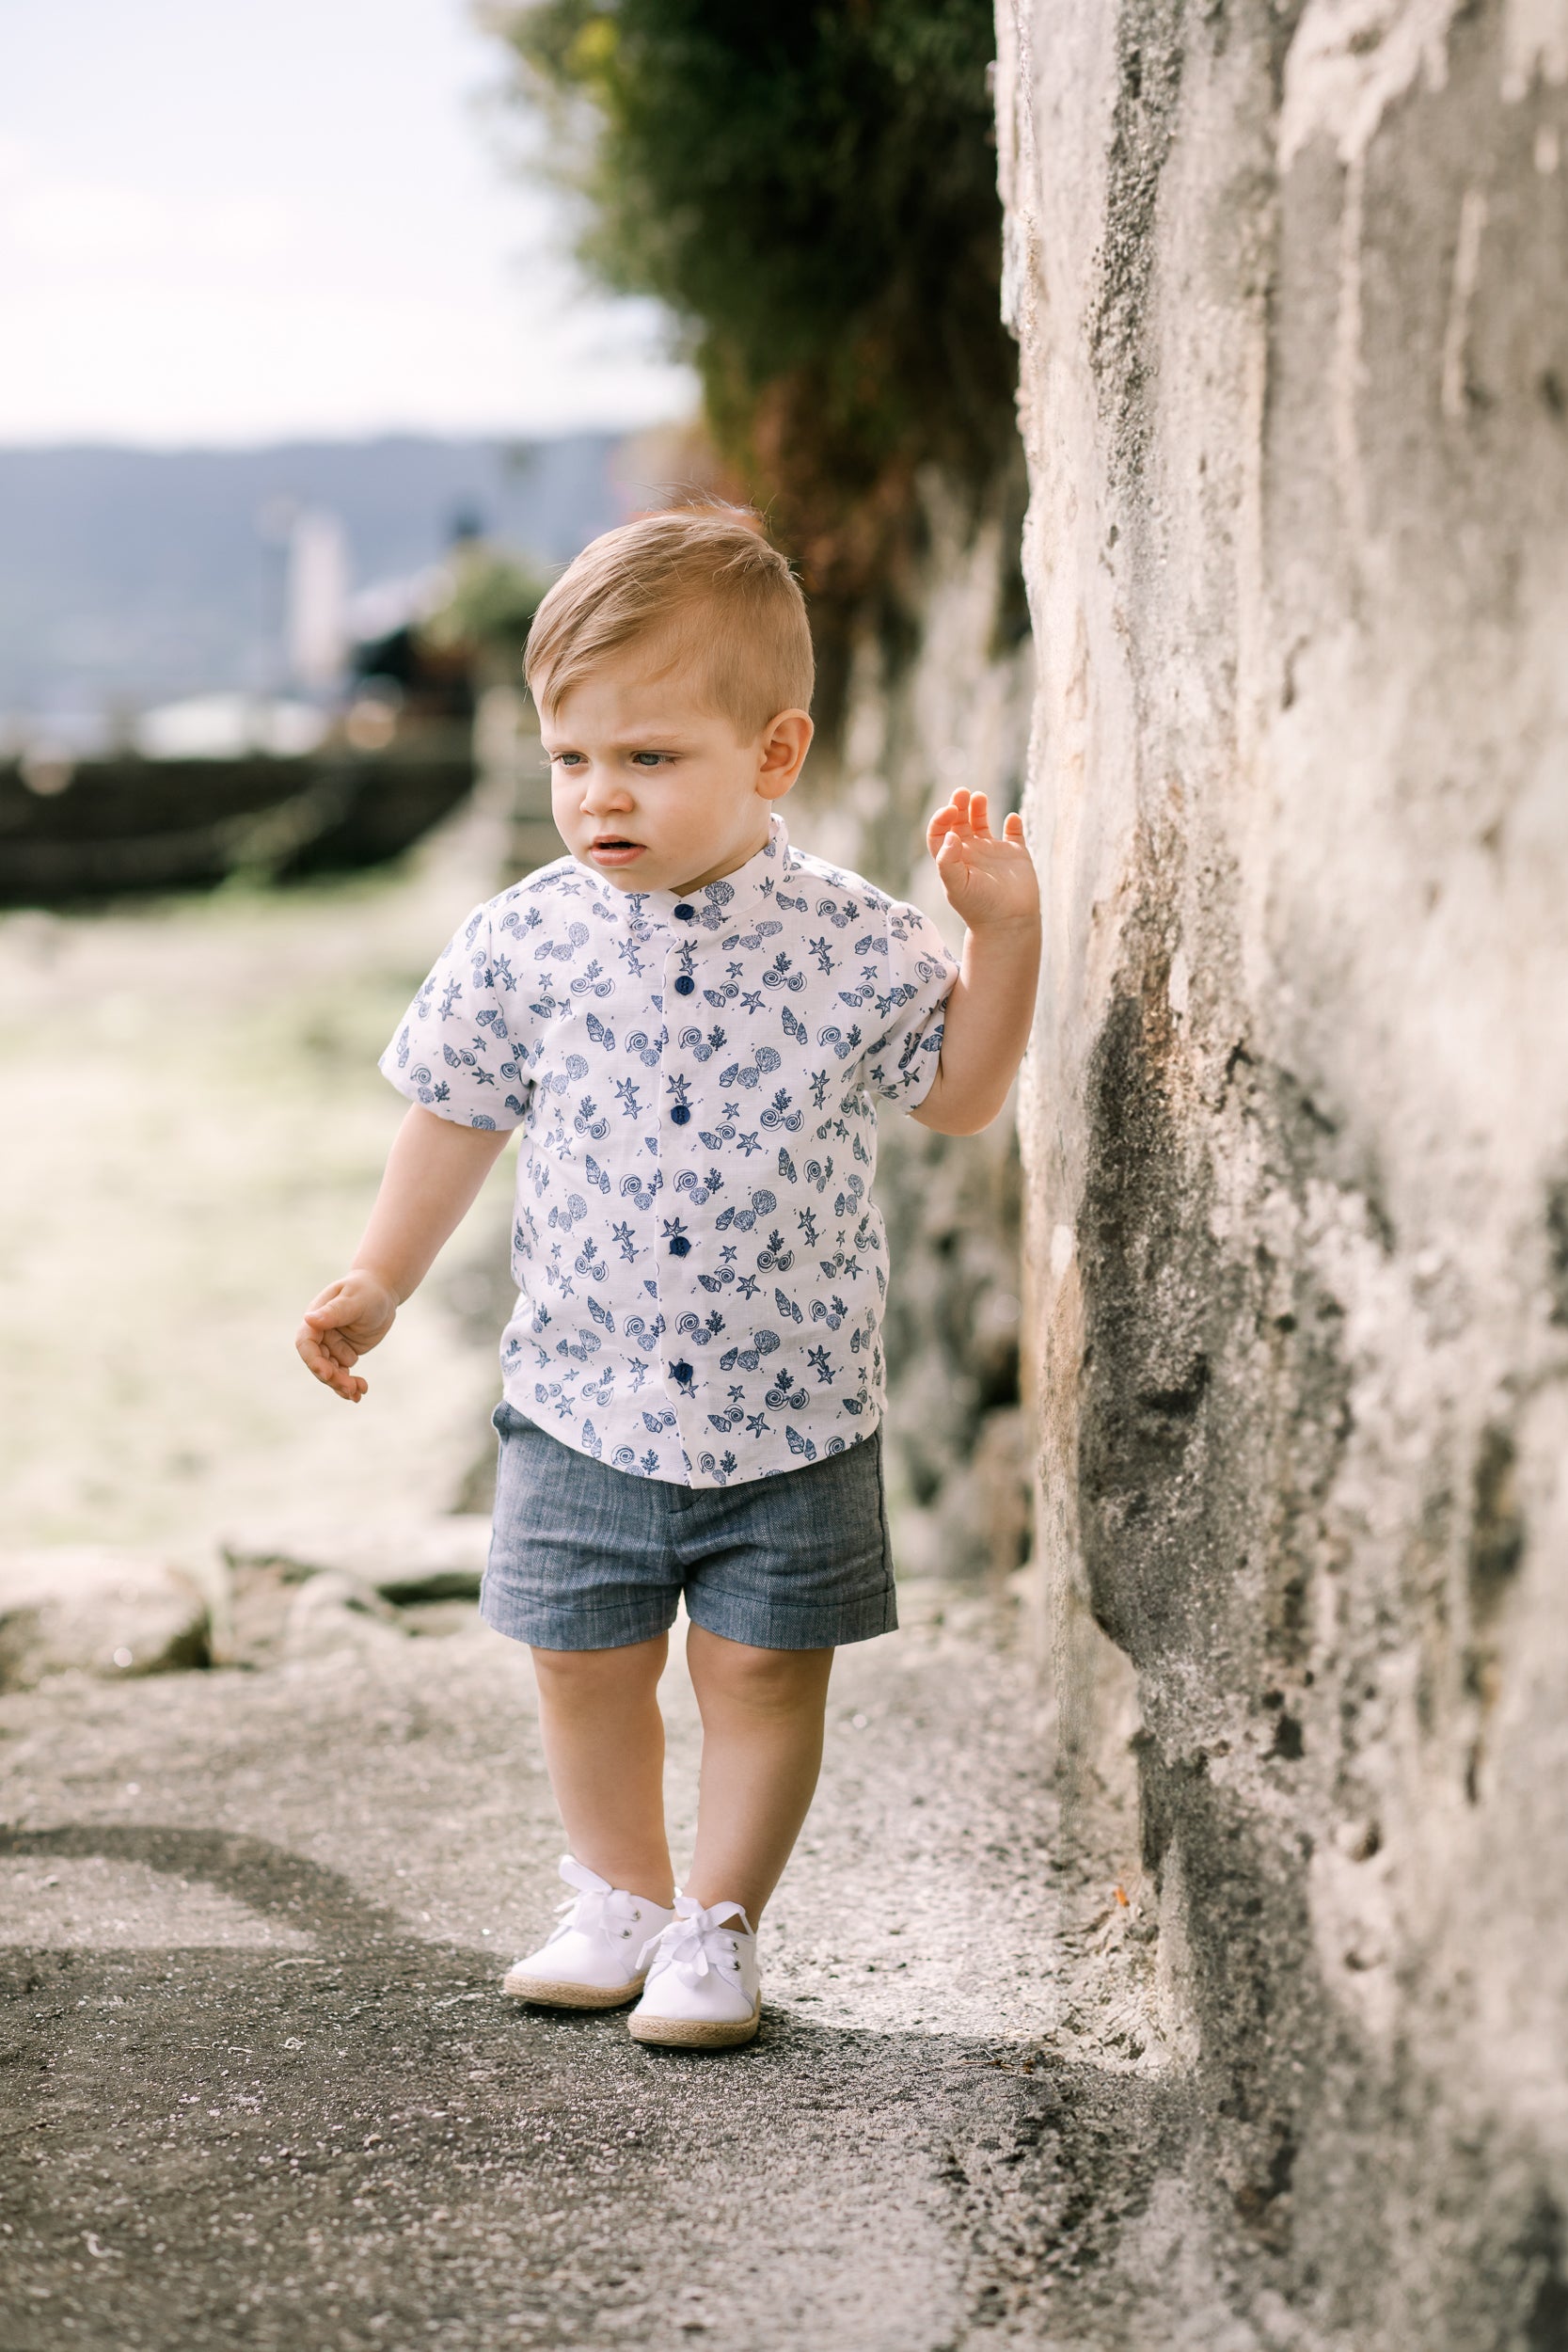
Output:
[580,767,633,814]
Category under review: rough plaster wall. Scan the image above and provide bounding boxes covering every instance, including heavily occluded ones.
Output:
[997,0,1568,2341]
[797,469,1037,1583]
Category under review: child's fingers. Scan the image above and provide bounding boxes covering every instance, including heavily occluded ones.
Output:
[302,1309,351,1347]
[304,1272,388,1327]
[297,1320,349,1374]
[295,1316,369,1401]
[1003,811,1025,843]
[969,790,992,838]
[929,788,980,837]
[303,1296,348,1327]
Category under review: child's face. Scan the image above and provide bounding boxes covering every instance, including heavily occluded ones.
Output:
[543,642,812,897]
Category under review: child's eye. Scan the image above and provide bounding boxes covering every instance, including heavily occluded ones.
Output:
[630,752,669,768]
[550,752,582,767]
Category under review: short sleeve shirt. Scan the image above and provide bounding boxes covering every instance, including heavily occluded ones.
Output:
[380,814,958,1487]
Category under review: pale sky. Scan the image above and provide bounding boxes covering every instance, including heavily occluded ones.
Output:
[0,0,696,446]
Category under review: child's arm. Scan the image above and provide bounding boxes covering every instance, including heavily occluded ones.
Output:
[911,788,1041,1136]
[295,1105,510,1403]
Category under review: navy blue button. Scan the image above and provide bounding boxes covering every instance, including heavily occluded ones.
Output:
[669,1235,690,1258]
[673,902,695,921]
[673,973,696,995]
[673,1361,693,1385]
[670,1104,691,1125]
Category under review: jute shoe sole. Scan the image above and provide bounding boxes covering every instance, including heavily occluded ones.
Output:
[627,1995,762,2050]
[503,1969,648,2009]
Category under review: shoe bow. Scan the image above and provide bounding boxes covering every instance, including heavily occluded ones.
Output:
[637,1893,752,1980]
[546,1854,646,1945]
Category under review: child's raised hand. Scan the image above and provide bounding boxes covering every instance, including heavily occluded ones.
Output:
[927,789,1037,930]
[295,1268,400,1404]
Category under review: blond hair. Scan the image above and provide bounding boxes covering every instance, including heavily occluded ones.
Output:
[524,506,814,737]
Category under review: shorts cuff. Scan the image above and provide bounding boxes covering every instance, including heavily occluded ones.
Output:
[681,1585,898,1652]
[479,1580,676,1653]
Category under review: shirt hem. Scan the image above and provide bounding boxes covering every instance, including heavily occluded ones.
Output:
[499,1379,886,1491]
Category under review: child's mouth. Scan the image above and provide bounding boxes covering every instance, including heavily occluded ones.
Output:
[590,837,645,866]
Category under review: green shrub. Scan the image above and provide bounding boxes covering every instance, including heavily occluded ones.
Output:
[490,0,1016,599]
[420,546,549,661]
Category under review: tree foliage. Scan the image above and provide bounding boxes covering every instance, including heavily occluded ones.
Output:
[420,545,549,663]
[492,0,1016,597]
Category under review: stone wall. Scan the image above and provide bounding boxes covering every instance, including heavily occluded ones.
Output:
[996,0,1568,2341]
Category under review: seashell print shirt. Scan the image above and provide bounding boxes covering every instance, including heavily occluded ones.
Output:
[380,814,958,1487]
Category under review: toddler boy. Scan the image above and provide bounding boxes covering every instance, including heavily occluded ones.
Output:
[296,508,1038,2048]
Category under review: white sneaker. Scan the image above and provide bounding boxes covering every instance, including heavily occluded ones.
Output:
[502,1856,674,2010]
[627,1896,762,2048]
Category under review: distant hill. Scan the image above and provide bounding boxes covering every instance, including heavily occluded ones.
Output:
[0,433,626,723]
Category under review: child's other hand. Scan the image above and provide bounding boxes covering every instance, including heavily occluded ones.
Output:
[295,1269,400,1403]
[927,789,1038,930]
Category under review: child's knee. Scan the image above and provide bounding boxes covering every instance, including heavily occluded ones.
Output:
[691,1633,832,1715]
[531,1636,665,1710]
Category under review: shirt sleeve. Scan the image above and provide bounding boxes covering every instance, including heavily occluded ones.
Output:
[378,900,535,1131]
[861,897,959,1111]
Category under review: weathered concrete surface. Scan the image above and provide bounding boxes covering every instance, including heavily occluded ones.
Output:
[0,1600,1202,2351]
[997,1,1568,2343]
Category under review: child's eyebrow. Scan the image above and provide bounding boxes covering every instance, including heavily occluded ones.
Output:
[543,727,700,753]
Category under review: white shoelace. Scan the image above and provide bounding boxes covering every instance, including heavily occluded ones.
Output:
[638,1893,753,1982]
[542,1854,647,1948]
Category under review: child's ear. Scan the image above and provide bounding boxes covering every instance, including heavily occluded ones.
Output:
[758,709,813,798]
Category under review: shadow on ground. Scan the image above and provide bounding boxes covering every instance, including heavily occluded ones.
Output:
[1,1824,1180,2352]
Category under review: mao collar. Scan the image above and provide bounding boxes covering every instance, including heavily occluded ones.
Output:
[610,811,789,936]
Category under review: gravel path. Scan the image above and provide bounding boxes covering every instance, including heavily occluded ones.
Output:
[0,1593,1211,2352]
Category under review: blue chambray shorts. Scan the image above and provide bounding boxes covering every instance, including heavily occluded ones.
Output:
[483,1402,897,1653]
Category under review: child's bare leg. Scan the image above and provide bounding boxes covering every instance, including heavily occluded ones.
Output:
[530,1634,674,1903]
[683,1626,834,1923]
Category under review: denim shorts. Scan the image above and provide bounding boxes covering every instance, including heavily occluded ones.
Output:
[483,1402,896,1653]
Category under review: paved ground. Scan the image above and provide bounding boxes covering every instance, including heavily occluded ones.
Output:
[0,1590,1212,2352]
